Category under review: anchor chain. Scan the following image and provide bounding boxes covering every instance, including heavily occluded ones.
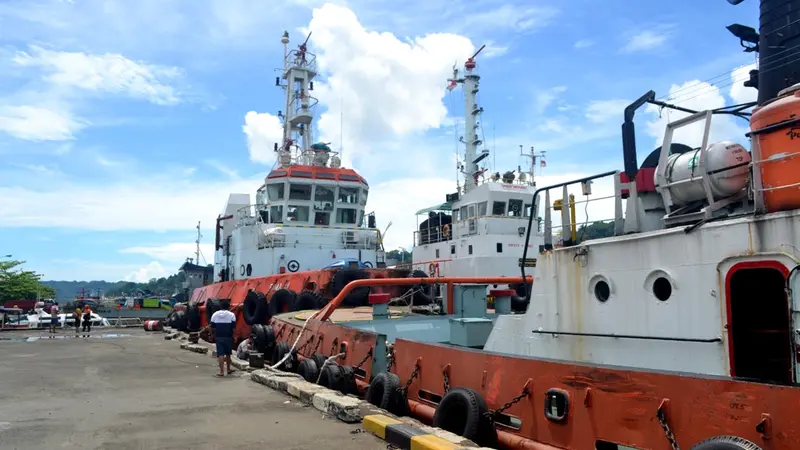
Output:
[442,367,451,394]
[386,346,396,372]
[354,348,373,370]
[484,385,531,424]
[657,407,680,450]
[399,361,421,394]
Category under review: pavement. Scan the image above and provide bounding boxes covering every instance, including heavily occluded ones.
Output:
[0,329,386,450]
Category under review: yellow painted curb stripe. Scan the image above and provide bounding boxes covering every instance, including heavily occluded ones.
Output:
[410,434,464,450]
[363,414,402,439]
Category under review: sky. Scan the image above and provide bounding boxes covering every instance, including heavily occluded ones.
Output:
[0,0,761,282]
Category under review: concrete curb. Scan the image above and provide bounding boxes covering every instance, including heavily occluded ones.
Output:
[362,414,485,450]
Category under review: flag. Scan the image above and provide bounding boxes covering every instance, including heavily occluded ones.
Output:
[446,80,457,91]
[540,159,546,168]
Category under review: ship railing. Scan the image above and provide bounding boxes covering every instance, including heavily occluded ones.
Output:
[413,216,544,246]
[532,170,624,250]
[289,95,319,120]
[286,49,317,73]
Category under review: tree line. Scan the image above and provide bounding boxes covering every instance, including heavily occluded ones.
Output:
[0,260,56,304]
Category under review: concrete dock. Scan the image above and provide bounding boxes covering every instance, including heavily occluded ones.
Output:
[0,329,385,450]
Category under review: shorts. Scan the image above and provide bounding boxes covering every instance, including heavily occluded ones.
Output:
[216,337,233,356]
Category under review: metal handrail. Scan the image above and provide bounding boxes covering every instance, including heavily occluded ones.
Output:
[316,276,532,322]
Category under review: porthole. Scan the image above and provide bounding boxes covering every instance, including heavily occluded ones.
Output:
[653,277,672,301]
[594,280,610,302]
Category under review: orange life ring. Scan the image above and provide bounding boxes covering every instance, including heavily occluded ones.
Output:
[428,262,436,276]
[442,224,451,238]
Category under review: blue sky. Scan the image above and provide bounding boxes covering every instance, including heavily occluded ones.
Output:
[0,0,759,282]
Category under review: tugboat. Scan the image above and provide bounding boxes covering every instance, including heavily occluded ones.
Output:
[259,1,800,449]
[176,32,437,340]
[411,45,544,312]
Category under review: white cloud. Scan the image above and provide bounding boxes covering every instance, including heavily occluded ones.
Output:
[124,261,169,282]
[460,5,559,33]
[621,29,670,54]
[645,80,749,149]
[483,42,509,59]
[574,40,594,49]
[0,105,85,141]
[308,3,474,161]
[243,111,283,165]
[120,243,214,265]
[585,99,629,123]
[533,86,567,114]
[13,46,184,105]
[730,63,758,104]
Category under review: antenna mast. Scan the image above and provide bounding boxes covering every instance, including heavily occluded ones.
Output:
[195,221,202,265]
[519,146,546,187]
[448,44,488,194]
[275,31,319,160]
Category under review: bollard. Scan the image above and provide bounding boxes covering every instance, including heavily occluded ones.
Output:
[489,289,515,315]
[249,352,265,369]
[188,332,200,344]
[369,293,391,319]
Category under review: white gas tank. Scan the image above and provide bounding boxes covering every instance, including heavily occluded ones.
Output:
[655,141,751,206]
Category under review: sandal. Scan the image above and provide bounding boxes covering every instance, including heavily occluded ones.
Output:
[214,373,225,378]
[227,369,237,375]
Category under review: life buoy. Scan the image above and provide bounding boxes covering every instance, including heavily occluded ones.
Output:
[442,224,451,238]
[428,262,440,277]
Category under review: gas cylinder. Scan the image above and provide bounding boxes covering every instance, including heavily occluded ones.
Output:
[654,141,751,205]
[750,83,800,212]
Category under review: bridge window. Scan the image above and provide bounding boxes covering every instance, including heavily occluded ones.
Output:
[492,201,506,216]
[524,203,532,217]
[358,210,364,227]
[288,205,310,222]
[314,211,330,226]
[267,183,285,201]
[508,199,523,217]
[269,205,283,223]
[467,204,475,219]
[314,186,334,211]
[460,206,467,221]
[336,207,357,224]
[477,202,487,217]
[289,184,312,201]
[360,189,368,206]
[339,187,359,204]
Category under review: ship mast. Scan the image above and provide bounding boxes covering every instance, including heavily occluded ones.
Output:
[276,31,319,158]
[449,45,489,194]
[195,221,202,265]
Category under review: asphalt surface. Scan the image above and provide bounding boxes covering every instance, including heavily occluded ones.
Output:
[0,329,385,450]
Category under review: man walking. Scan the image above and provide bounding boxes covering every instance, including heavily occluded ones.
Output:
[210,300,236,377]
[48,303,59,334]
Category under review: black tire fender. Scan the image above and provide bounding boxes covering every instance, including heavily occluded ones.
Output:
[317,363,343,389]
[337,365,357,395]
[294,290,322,311]
[252,324,275,355]
[205,299,220,323]
[243,290,268,325]
[297,358,319,382]
[407,270,434,305]
[268,289,297,317]
[186,304,201,331]
[366,372,406,414]
[433,387,495,446]
[331,269,371,307]
[311,353,328,370]
[690,436,762,450]
[272,341,296,372]
[173,310,188,332]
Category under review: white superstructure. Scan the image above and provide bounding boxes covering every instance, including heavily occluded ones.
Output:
[213,32,383,282]
[411,46,543,301]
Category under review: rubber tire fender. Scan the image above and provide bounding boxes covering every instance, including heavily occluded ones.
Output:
[186,304,201,331]
[331,269,371,307]
[433,387,494,446]
[407,270,434,305]
[311,353,328,371]
[317,363,343,389]
[172,310,188,332]
[690,436,762,450]
[271,341,296,372]
[205,299,220,323]
[365,372,406,414]
[251,324,275,355]
[337,365,357,395]
[297,358,319,382]
[294,290,321,311]
[243,290,268,325]
[268,289,297,317]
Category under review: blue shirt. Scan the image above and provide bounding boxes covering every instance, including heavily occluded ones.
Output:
[210,310,236,339]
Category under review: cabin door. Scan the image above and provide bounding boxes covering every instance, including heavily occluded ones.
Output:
[725,261,793,384]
